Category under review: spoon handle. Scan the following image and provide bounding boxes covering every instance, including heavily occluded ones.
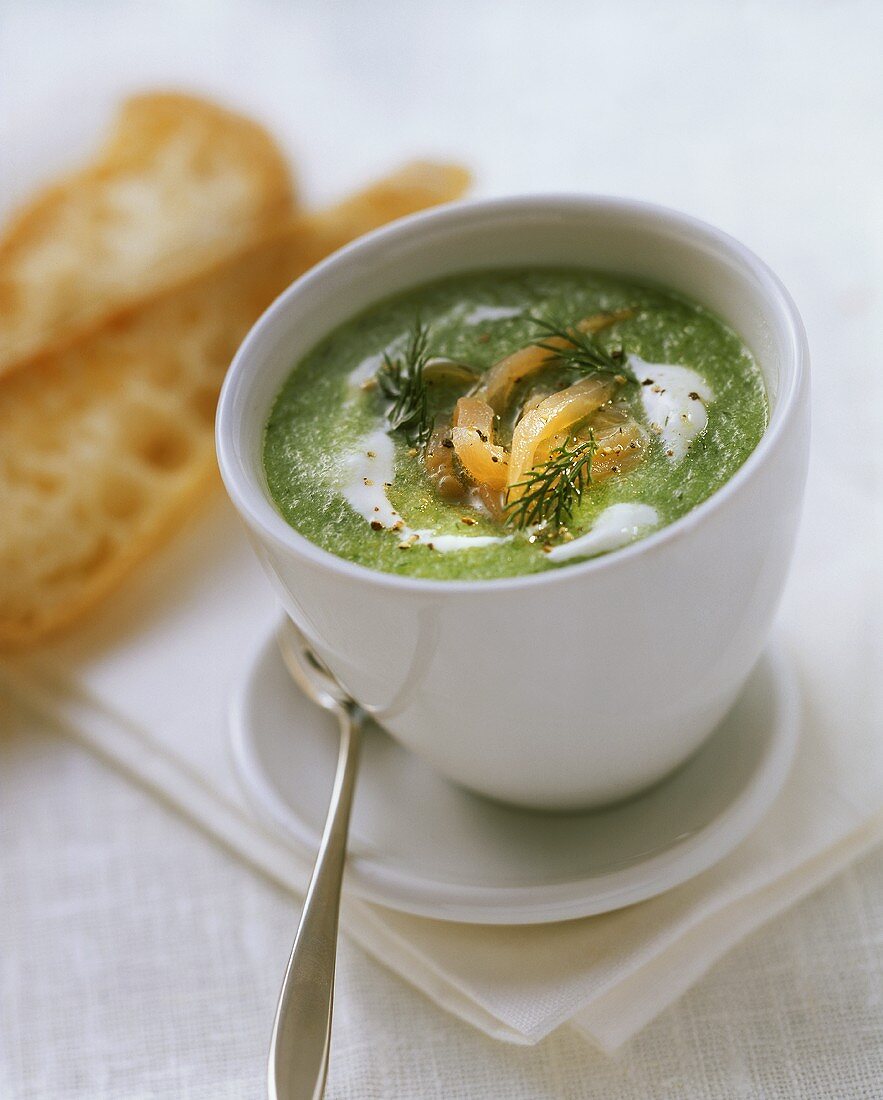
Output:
[268,704,362,1100]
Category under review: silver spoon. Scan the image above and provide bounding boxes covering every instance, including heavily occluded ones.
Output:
[268,620,365,1100]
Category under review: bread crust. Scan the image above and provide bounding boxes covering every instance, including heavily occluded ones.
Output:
[0,92,297,377]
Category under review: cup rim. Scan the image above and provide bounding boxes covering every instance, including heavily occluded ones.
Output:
[216,193,808,594]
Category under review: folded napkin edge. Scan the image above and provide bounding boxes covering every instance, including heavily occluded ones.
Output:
[567,810,883,1053]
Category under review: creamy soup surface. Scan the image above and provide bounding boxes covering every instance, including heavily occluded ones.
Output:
[263,268,768,580]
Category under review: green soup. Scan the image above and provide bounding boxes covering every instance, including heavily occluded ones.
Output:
[263,268,767,579]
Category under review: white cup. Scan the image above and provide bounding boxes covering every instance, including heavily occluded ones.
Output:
[217,196,809,810]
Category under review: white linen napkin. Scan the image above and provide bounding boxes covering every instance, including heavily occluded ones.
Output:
[2,439,881,1052]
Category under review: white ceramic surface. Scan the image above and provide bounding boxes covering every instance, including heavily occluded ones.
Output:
[217,196,810,809]
[230,632,799,924]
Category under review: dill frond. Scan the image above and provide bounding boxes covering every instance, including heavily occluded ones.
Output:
[526,314,636,384]
[376,319,434,446]
[504,434,597,531]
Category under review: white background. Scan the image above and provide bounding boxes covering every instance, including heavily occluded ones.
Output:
[2,1,882,1096]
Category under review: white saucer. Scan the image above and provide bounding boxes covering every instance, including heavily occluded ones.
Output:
[230,632,799,924]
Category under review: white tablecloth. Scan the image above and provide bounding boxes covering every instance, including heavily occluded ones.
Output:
[2,1,882,1096]
[2,699,882,1098]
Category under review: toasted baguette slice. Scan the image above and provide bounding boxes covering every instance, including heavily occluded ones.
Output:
[0,162,471,646]
[0,92,296,376]
[308,159,471,242]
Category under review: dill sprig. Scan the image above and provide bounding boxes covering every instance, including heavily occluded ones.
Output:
[376,320,433,446]
[526,315,636,384]
[504,434,597,532]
